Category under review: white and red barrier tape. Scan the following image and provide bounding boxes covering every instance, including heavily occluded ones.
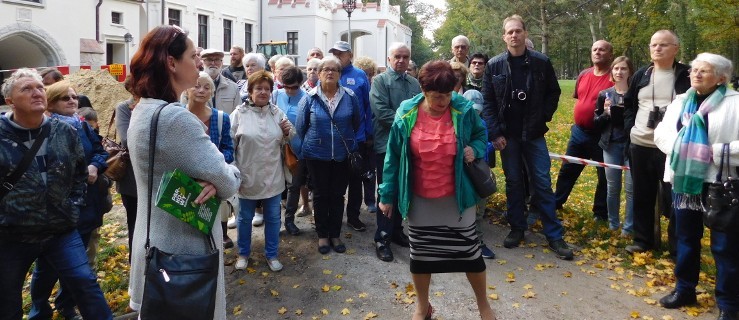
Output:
[549,152,630,171]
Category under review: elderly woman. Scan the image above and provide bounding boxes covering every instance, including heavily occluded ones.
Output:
[231,70,295,272]
[378,61,494,320]
[450,61,469,94]
[126,25,241,319]
[238,52,267,102]
[302,58,321,92]
[29,81,110,319]
[296,56,361,254]
[654,53,739,319]
[593,56,635,235]
[187,72,236,249]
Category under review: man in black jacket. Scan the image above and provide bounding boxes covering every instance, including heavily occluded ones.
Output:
[623,30,689,256]
[481,14,572,260]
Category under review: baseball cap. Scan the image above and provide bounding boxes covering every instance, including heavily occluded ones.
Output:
[200,48,225,57]
[328,41,352,54]
[463,89,484,113]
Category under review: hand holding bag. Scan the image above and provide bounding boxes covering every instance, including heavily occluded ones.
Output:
[704,143,739,233]
[140,104,219,320]
[464,158,497,198]
[102,109,129,181]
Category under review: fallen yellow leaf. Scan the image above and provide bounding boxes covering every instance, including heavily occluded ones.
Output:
[322,284,330,292]
[403,297,415,304]
[358,292,368,298]
[643,298,657,305]
[512,303,520,309]
[506,272,516,283]
[364,312,378,319]
[630,310,639,318]
[488,285,496,290]
[336,274,343,279]
[293,284,300,288]
[405,283,415,293]
[238,279,246,285]
[522,291,536,298]
[390,282,398,288]
[321,309,329,315]
[434,292,444,297]
[497,260,508,265]
[278,307,288,315]
[246,267,256,274]
[331,285,342,291]
[563,271,573,278]
[661,315,674,320]
[233,305,242,315]
[346,298,354,303]
[323,269,332,275]
[322,256,331,260]
[523,284,533,290]
[341,308,350,315]
[488,293,499,300]
[261,272,269,277]
[270,289,279,297]
[524,254,534,259]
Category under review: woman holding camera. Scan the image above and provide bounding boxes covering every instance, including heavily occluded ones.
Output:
[593,56,634,235]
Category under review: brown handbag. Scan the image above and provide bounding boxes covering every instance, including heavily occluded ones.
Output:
[102,109,129,181]
[284,143,299,175]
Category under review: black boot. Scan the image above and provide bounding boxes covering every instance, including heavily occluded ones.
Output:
[222,222,234,249]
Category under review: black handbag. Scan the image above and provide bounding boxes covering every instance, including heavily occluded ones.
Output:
[140,104,219,320]
[704,143,739,233]
[464,158,497,198]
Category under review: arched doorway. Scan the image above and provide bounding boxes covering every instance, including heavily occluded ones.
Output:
[340,29,372,53]
[0,23,66,71]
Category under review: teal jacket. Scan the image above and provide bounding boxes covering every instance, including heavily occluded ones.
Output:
[378,92,487,218]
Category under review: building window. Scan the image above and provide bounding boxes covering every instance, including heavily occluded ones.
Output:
[244,23,253,52]
[111,12,122,24]
[168,9,181,26]
[223,19,232,52]
[287,32,298,55]
[198,14,209,48]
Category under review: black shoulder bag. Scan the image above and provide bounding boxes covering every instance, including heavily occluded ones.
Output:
[140,104,219,320]
[315,95,364,175]
[0,123,50,201]
[704,143,739,234]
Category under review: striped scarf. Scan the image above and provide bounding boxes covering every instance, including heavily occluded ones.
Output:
[670,85,727,209]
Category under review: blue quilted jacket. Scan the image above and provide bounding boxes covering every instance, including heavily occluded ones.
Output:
[296,86,361,161]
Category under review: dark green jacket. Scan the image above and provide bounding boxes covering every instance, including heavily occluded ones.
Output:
[370,67,422,153]
[378,92,487,218]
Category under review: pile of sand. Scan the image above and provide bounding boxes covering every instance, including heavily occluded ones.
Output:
[66,69,130,137]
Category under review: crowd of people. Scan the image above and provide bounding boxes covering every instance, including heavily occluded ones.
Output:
[0,12,737,320]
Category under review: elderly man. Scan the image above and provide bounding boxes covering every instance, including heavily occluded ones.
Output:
[200,48,240,115]
[306,47,324,62]
[554,40,614,223]
[370,42,421,262]
[623,30,689,255]
[222,46,247,83]
[466,53,488,91]
[329,41,373,232]
[0,69,113,319]
[406,60,418,78]
[450,35,471,66]
[482,14,573,260]
[301,58,321,92]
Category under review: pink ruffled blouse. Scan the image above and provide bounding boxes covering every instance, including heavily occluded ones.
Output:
[410,107,457,198]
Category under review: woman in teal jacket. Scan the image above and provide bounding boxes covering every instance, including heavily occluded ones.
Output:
[378,61,495,320]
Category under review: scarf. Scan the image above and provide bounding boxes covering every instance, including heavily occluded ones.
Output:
[670,84,727,209]
[50,113,83,130]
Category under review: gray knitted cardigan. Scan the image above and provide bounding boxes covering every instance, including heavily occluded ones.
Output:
[126,98,240,320]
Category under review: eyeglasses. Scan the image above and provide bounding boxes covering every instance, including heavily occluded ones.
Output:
[470,61,485,65]
[203,58,223,64]
[689,68,714,77]
[60,95,78,102]
[321,68,338,73]
[649,43,677,49]
[453,45,469,50]
[283,85,300,90]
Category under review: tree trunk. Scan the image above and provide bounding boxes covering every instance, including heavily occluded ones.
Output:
[540,0,549,55]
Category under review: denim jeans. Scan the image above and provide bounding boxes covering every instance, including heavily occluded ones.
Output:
[0,231,112,320]
[374,152,404,243]
[29,231,93,319]
[554,125,607,218]
[673,201,739,312]
[500,136,564,241]
[602,141,634,232]
[237,194,282,259]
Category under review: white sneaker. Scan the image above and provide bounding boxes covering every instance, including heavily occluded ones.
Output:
[252,213,264,226]
[235,257,248,270]
[267,258,283,272]
[227,215,237,229]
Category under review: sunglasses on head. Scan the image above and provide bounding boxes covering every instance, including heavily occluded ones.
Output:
[60,95,78,102]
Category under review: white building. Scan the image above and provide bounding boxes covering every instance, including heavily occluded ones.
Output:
[0,0,409,73]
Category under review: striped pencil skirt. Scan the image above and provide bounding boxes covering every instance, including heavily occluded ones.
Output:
[407,195,485,274]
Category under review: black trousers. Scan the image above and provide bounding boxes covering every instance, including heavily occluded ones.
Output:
[121,194,137,261]
[554,124,607,217]
[373,152,404,243]
[307,159,350,238]
[629,144,676,251]
[285,159,309,223]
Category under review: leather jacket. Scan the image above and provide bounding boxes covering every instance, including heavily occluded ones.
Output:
[481,49,561,141]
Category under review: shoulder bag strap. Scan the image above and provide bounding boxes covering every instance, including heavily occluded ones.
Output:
[106,108,117,140]
[0,122,50,200]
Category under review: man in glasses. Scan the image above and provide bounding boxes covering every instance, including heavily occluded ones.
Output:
[623,30,689,256]
[369,42,421,262]
[329,41,373,234]
[466,53,489,92]
[200,48,240,115]
[449,35,471,67]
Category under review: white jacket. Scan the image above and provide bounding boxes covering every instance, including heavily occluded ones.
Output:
[230,102,295,199]
[654,89,739,183]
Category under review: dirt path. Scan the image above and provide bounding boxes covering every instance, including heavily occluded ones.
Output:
[219,206,716,320]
